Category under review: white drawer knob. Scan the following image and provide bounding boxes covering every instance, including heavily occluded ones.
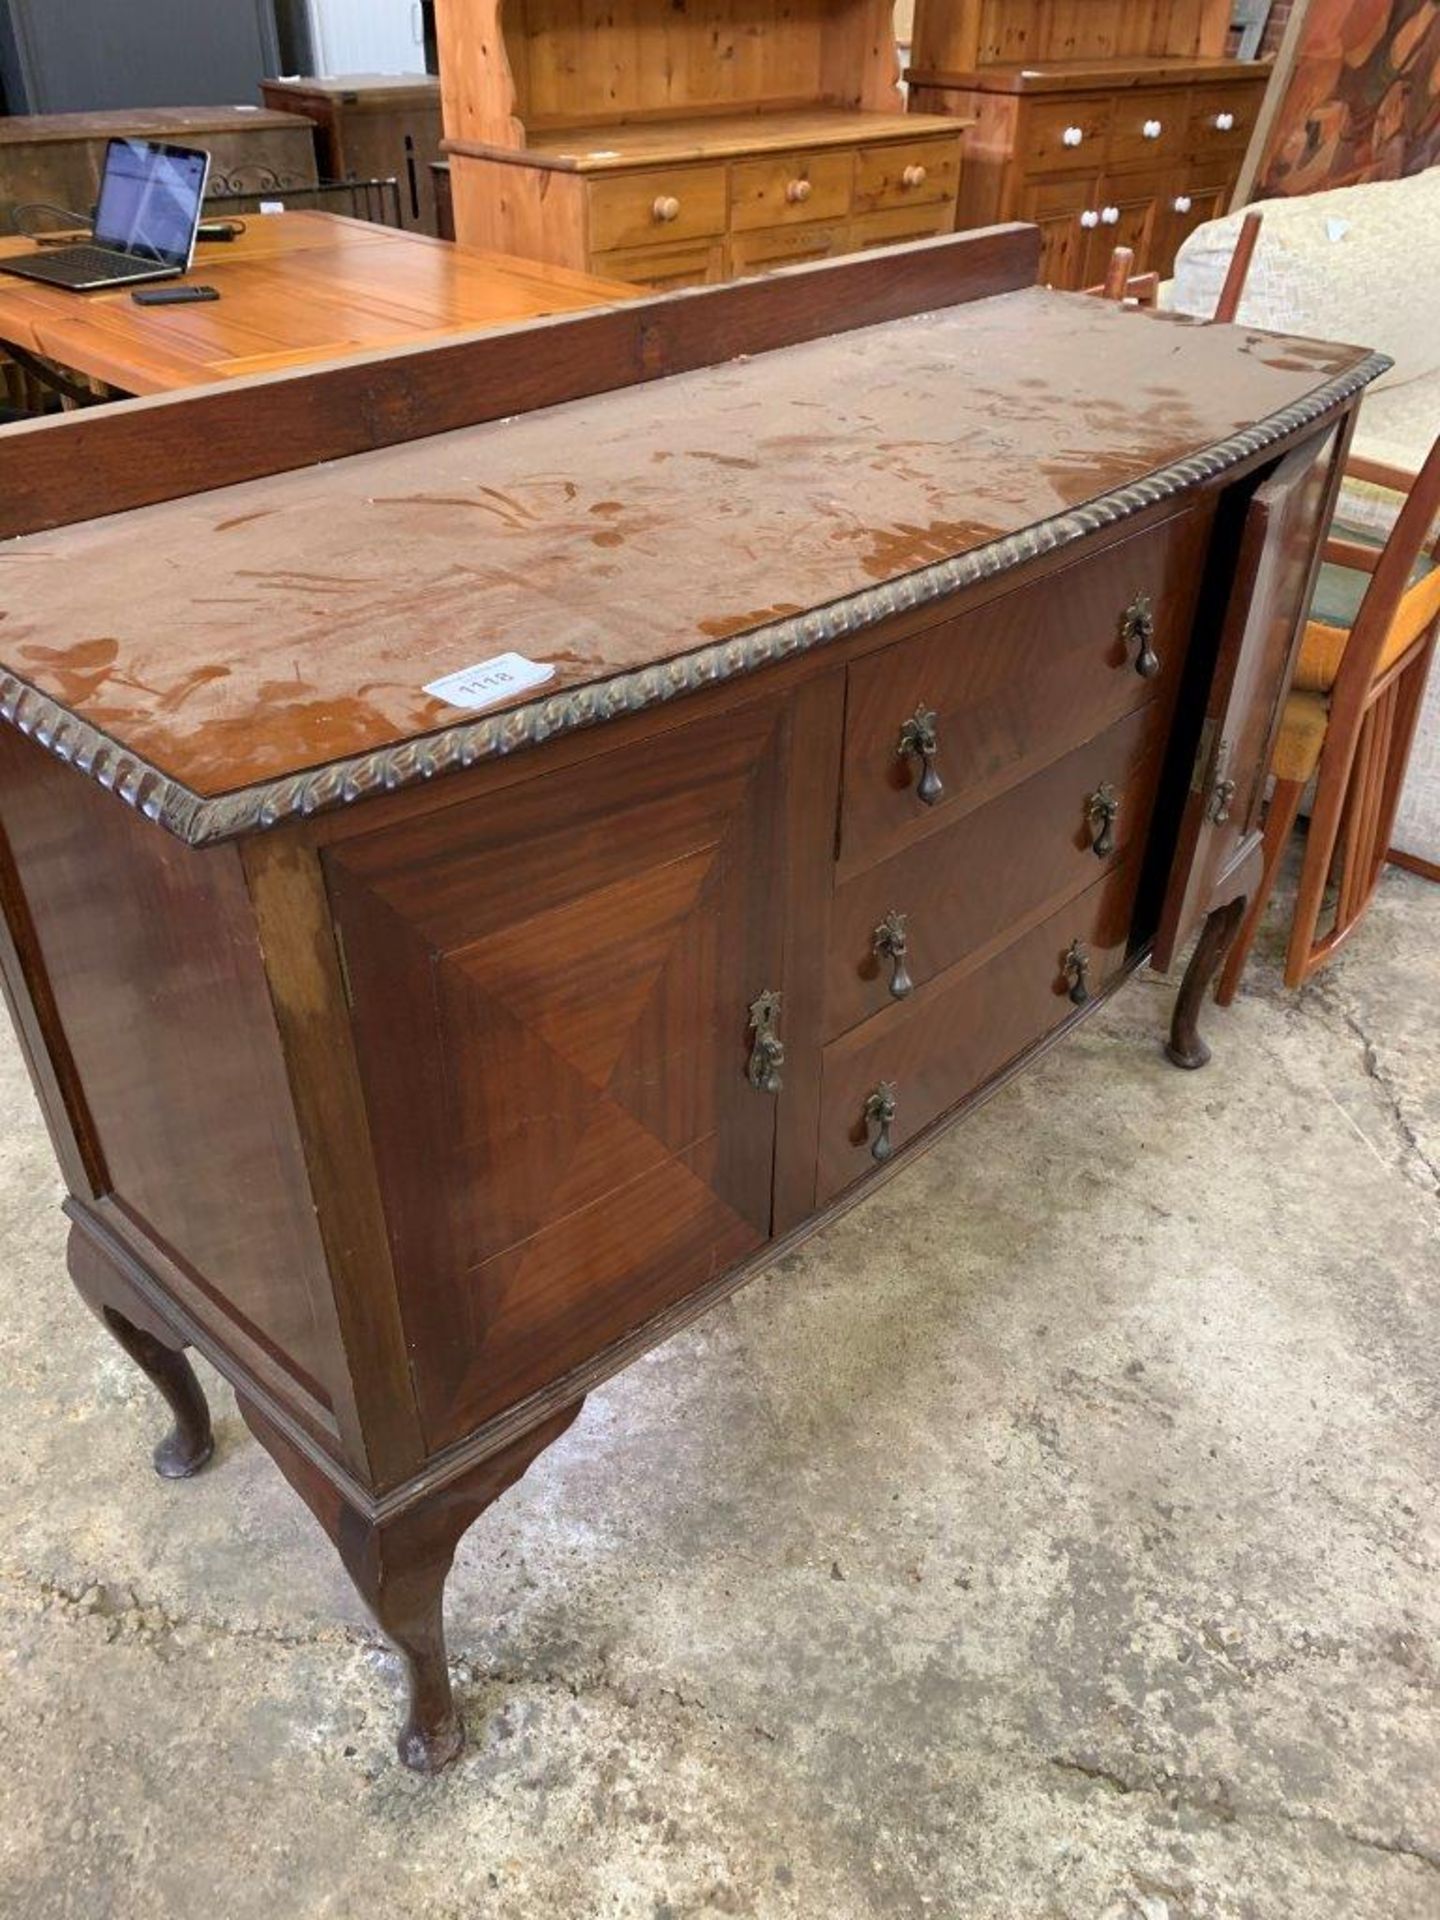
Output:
[785,177,812,204]
[1101,205,1119,224]
[652,195,681,223]
[1062,125,1084,147]
[1214,111,1235,131]
[1172,193,1193,213]
[901,163,928,189]
[1142,118,1163,139]
[1079,209,1100,229]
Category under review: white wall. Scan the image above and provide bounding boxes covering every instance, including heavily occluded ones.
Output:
[305,0,426,76]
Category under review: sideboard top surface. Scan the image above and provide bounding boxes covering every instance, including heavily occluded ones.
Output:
[0,287,1377,836]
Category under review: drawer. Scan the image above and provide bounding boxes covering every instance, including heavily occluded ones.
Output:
[825,700,1170,1037]
[852,137,959,213]
[849,204,956,251]
[730,149,852,230]
[591,237,726,290]
[1186,88,1263,157]
[1107,88,1190,168]
[816,859,1142,1206]
[837,506,1211,879]
[1018,96,1112,175]
[588,164,727,252]
[730,220,849,276]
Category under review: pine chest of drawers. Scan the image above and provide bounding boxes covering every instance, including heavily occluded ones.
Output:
[0,229,1385,1774]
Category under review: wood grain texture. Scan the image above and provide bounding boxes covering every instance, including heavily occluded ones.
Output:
[0,224,1040,543]
[0,211,633,396]
[0,291,1371,811]
[816,856,1145,1204]
[826,700,1172,1034]
[326,694,792,1449]
[838,505,1212,878]
[1152,427,1341,968]
[240,832,427,1488]
[0,726,344,1416]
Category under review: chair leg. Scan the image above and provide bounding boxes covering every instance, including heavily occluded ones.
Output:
[1214,776,1305,1006]
[1285,745,1354,989]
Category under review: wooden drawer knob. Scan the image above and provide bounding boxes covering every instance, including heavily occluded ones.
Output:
[785,177,813,205]
[652,195,681,224]
[901,164,928,189]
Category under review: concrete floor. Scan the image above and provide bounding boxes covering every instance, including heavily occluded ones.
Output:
[1,865,1437,1920]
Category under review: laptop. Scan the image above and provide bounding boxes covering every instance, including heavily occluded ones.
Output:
[1,138,211,292]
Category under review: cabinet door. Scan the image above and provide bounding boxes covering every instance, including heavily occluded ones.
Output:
[1086,165,1171,280]
[326,695,794,1450]
[1155,175,1229,279]
[1153,428,1342,969]
[1017,173,1101,290]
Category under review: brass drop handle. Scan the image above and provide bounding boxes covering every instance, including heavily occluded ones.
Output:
[1086,782,1119,858]
[872,908,913,999]
[746,989,784,1094]
[652,195,681,223]
[901,164,927,189]
[864,1081,898,1163]
[786,177,813,205]
[897,704,944,806]
[1122,592,1160,678]
[1063,940,1092,1007]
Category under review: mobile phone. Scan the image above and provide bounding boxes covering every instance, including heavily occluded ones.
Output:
[131,285,220,306]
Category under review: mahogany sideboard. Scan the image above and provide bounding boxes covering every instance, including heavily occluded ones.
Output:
[0,226,1385,1772]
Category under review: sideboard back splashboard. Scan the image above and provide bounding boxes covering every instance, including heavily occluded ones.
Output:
[0,226,1385,1773]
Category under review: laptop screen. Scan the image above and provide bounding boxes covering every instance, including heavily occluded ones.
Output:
[93,140,210,269]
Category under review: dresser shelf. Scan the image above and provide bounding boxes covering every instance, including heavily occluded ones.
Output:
[433,0,968,284]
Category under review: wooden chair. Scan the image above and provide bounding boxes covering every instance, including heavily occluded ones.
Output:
[1216,434,1440,1001]
[1087,210,1261,318]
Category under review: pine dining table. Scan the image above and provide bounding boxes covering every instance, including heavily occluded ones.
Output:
[0,208,637,397]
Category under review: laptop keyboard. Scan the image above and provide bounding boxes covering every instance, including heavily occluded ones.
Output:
[9,246,166,286]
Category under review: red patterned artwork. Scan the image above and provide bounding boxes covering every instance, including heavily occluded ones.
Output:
[1255,0,1440,195]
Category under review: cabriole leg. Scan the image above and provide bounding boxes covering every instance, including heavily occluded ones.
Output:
[102,1308,215,1479]
[1165,896,1247,1071]
[66,1221,214,1479]
[239,1396,584,1774]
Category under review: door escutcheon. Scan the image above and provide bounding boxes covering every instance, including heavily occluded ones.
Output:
[747,989,785,1093]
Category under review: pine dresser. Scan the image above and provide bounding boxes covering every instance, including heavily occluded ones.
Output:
[0,226,1386,1771]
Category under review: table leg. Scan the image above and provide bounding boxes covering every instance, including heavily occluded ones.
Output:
[1165,896,1247,1071]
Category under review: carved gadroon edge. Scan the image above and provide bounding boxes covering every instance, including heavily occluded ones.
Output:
[0,350,1392,848]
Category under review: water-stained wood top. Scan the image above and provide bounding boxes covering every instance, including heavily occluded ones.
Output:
[0,287,1373,812]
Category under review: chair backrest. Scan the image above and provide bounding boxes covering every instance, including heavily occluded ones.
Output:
[1331,431,1440,716]
[1085,246,1160,306]
[1213,210,1263,324]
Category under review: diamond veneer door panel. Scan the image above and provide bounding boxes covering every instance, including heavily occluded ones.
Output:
[325,694,791,1451]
